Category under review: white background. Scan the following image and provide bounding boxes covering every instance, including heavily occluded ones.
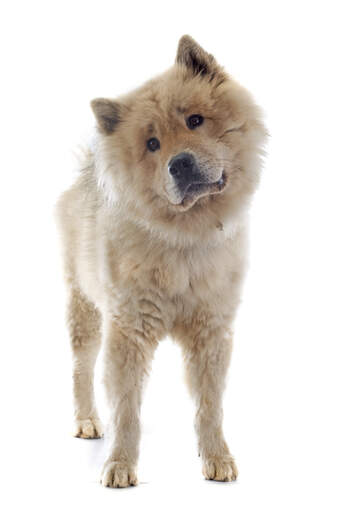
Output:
[1,1,348,510]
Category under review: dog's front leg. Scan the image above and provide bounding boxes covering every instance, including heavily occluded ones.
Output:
[175,320,238,482]
[101,316,158,488]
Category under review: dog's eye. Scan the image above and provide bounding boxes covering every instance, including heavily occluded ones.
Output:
[146,137,160,152]
[186,114,204,130]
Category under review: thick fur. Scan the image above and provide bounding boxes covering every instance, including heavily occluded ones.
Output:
[56,35,266,487]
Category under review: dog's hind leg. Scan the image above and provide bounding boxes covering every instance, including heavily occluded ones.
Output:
[67,286,103,438]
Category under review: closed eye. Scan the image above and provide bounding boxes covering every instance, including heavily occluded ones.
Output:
[218,123,246,140]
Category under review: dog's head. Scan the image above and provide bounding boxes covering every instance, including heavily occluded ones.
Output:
[91,36,266,238]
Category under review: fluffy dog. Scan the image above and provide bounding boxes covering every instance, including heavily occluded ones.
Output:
[56,35,266,487]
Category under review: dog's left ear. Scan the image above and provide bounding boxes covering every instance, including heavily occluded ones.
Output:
[176,35,218,77]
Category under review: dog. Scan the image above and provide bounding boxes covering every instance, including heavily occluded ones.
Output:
[56,35,266,487]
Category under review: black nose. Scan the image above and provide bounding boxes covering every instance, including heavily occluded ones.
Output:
[168,152,197,181]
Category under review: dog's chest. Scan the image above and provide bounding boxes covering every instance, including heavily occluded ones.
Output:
[115,237,238,301]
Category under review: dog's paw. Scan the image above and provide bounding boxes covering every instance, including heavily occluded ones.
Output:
[101,460,138,488]
[74,418,103,439]
[202,455,238,482]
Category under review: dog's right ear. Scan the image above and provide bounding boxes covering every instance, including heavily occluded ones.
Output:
[90,98,122,135]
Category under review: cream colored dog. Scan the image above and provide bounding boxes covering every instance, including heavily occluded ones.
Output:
[56,35,266,487]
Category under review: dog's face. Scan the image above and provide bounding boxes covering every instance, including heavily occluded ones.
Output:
[92,36,266,234]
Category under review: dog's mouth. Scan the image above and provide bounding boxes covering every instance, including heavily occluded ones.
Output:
[179,171,227,210]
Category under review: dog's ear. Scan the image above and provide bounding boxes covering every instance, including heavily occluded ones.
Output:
[176,35,218,77]
[90,98,123,135]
